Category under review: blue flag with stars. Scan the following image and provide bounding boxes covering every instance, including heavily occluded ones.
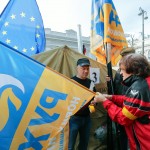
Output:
[0,0,45,56]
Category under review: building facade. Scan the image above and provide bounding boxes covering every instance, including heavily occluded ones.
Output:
[45,28,150,61]
[45,28,95,59]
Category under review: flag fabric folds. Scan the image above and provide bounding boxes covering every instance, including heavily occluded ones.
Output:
[91,0,128,66]
[0,0,45,56]
[0,42,95,150]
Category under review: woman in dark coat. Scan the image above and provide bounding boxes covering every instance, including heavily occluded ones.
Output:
[94,53,150,150]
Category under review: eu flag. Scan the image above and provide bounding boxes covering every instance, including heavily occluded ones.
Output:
[0,0,45,56]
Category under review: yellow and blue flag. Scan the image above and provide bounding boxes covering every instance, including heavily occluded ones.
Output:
[0,0,45,56]
[91,0,128,66]
[0,42,95,150]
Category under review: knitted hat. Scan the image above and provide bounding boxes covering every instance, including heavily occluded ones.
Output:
[120,47,135,56]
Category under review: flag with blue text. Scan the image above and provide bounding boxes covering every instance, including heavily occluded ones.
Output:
[0,0,45,56]
[0,42,95,150]
[91,0,128,66]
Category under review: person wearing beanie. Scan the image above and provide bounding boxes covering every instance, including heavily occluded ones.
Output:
[120,47,135,57]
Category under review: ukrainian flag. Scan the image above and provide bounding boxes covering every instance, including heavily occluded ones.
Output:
[0,42,95,150]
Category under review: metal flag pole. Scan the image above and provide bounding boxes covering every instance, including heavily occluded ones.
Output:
[105,43,121,150]
[105,43,114,150]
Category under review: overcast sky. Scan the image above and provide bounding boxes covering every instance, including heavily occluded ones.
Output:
[0,0,150,37]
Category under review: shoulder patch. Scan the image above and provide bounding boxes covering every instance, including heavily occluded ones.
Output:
[130,90,139,96]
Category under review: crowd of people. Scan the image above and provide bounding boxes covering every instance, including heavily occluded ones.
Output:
[68,48,150,150]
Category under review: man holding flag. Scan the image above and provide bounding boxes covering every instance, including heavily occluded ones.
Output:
[68,58,96,150]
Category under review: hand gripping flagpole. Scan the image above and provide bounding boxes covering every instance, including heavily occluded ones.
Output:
[90,0,127,148]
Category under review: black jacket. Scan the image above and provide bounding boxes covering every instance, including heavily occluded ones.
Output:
[71,76,96,116]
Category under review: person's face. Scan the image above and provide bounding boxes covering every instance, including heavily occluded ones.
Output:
[77,65,90,79]
[120,64,132,81]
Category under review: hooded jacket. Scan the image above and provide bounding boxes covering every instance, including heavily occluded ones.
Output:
[103,75,150,150]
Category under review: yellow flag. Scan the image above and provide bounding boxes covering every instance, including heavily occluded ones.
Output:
[0,42,95,150]
[91,0,128,66]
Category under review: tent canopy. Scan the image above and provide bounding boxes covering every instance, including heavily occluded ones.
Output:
[32,45,116,93]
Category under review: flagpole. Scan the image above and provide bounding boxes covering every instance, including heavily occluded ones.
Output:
[106,43,121,150]
[105,43,114,150]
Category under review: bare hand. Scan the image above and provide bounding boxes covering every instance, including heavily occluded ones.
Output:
[106,76,111,82]
[90,100,97,106]
[94,92,107,103]
[103,94,112,100]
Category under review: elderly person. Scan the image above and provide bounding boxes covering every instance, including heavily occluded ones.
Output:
[94,53,150,150]
[68,58,96,150]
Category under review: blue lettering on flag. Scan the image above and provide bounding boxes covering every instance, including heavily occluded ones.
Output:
[29,89,67,126]
[91,0,121,38]
[40,89,67,109]
[19,128,50,150]
[109,10,120,27]
[29,106,60,126]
